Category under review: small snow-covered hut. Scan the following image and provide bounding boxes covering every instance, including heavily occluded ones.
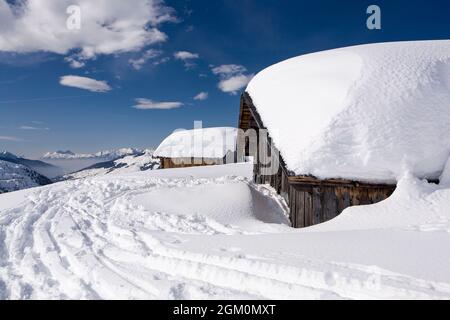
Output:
[154,127,238,169]
[239,40,450,228]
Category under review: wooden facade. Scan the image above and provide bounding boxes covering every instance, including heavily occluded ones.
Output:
[158,154,235,169]
[238,92,396,228]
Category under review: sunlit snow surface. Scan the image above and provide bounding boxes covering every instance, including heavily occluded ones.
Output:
[0,163,449,299]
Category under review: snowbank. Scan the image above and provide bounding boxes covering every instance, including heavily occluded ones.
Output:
[246,40,450,182]
[133,179,289,232]
[154,127,237,159]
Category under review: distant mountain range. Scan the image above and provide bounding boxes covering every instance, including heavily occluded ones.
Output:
[0,151,62,178]
[41,148,148,175]
[0,160,52,194]
[59,150,159,181]
[0,148,158,194]
[42,148,143,160]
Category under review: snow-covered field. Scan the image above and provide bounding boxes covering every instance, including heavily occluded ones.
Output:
[0,163,449,300]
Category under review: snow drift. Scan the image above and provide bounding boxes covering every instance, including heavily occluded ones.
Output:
[246,40,450,182]
[133,178,289,232]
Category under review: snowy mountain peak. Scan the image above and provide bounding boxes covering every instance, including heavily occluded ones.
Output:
[55,150,75,156]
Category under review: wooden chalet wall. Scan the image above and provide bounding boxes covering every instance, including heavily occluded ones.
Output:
[158,157,226,169]
[287,178,394,227]
[239,92,396,228]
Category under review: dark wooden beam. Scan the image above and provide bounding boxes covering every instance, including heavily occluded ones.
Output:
[288,175,396,189]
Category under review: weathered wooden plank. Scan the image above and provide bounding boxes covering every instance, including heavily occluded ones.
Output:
[296,188,305,228]
[304,190,313,227]
[289,185,297,227]
[336,187,351,214]
[369,188,393,203]
[279,169,289,204]
[312,187,322,225]
[359,188,371,205]
[289,185,308,228]
[350,188,361,206]
[288,175,395,189]
[323,187,338,222]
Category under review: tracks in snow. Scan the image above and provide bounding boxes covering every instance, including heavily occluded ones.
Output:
[0,176,449,299]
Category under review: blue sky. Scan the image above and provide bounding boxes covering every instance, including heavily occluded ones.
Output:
[0,0,449,158]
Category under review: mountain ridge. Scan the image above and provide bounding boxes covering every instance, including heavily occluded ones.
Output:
[0,151,62,178]
[0,159,52,194]
[59,150,159,181]
[42,148,144,160]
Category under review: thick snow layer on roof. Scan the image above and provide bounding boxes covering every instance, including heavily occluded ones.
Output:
[154,127,238,159]
[246,40,450,182]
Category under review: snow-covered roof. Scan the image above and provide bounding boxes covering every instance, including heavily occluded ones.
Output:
[154,127,238,159]
[246,40,450,182]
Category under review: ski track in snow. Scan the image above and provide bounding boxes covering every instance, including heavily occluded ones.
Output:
[0,176,450,300]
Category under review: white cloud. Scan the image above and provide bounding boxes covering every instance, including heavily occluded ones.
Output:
[0,136,22,141]
[174,51,199,69]
[153,56,170,66]
[218,74,253,95]
[129,49,163,70]
[212,64,247,76]
[174,51,199,60]
[59,75,111,92]
[0,0,176,63]
[194,92,208,101]
[19,126,50,131]
[211,64,253,94]
[132,98,183,110]
[64,55,86,69]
